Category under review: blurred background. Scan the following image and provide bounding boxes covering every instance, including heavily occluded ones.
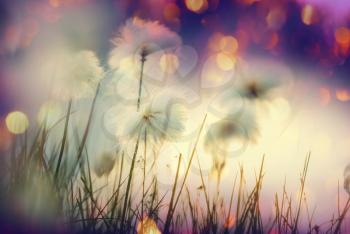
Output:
[1,0,350,121]
[1,0,350,229]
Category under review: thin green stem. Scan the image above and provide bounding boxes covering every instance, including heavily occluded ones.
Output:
[54,99,72,181]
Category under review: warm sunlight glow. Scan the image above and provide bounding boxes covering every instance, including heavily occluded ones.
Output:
[137,216,161,234]
[224,214,236,228]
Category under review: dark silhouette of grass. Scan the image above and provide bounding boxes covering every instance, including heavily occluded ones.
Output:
[2,107,350,234]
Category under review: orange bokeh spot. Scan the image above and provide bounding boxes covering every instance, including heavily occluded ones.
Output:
[224,214,236,228]
[163,3,180,22]
[266,32,279,50]
[185,0,208,13]
[219,36,239,54]
[237,0,260,5]
[335,27,350,47]
[301,4,318,26]
[209,33,239,55]
[49,0,61,8]
[336,89,350,102]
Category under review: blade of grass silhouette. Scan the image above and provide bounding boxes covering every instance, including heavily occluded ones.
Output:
[236,165,244,224]
[292,152,310,234]
[142,130,147,220]
[224,173,238,234]
[120,133,141,232]
[76,82,101,162]
[54,99,72,182]
[164,154,182,233]
[164,114,207,234]
[65,82,101,183]
[110,151,124,223]
[334,197,350,234]
[39,128,48,172]
[196,154,213,229]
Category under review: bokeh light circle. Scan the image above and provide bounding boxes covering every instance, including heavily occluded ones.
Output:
[6,111,29,134]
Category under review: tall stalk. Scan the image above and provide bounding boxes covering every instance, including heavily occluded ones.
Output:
[137,50,147,112]
[54,99,72,181]
[292,153,311,234]
[164,154,182,234]
[141,130,147,219]
[163,114,207,234]
[120,133,141,231]
[76,83,101,161]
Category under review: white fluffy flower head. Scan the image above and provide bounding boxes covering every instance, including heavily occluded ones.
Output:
[204,108,259,179]
[108,17,181,69]
[52,50,103,100]
[124,98,186,144]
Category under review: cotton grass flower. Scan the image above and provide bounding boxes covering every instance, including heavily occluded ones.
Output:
[124,98,186,144]
[120,97,186,226]
[108,17,181,111]
[223,58,285,104]
[51,50,103,181]
[204,109,259,180]
[235,76,280,101]
[51,50,103,100]
[108,17,181,69]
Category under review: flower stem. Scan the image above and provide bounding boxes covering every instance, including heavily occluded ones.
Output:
[76,82,101,161]
[137,54,146,112]
[163,114,207,234]
[120,134,140,231]
[141,130,147,219]
[54,99,72,182]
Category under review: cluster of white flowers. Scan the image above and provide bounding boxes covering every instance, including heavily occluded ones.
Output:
[204,58,285,179]
[41,17,284,181]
